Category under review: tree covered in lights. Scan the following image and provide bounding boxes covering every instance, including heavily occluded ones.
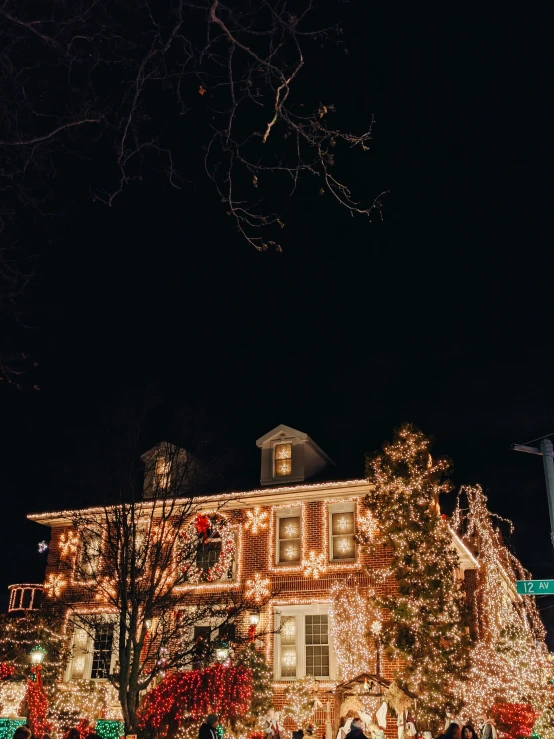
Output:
[363,424,471,731]
[452,485,552,720]
[233,643,273,732]
[0,612,68,684]
[283,675,320,730]
[54,430,269,736]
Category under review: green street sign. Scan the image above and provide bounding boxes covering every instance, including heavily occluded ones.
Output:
[516,580,554,595]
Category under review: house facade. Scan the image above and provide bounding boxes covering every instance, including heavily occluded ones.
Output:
[26,424,480,735]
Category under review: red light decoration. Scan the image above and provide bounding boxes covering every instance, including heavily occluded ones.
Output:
[138,664,253,736]
[23,665,52,739]
[0,664,15,680]
[492,703,538,739]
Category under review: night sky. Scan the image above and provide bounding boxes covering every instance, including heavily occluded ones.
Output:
[2,2,554,642]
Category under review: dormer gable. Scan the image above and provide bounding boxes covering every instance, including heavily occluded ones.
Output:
[256,424,333,486]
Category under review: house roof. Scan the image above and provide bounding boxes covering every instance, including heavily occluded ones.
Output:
[255,423,334,465]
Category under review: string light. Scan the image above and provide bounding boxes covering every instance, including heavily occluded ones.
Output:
[59,530,79,558]
[138,664,253,733]
[329,580,380,680]
[303,552,327,579]
[44,573,66,598]
[283,676,320,730]
[38,541,48,554]
[363,424,470,731]
[452,485,552,720]
[245,573,270,603]
[245,508,268,534]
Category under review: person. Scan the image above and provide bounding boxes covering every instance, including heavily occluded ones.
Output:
[337,717,354,739]
[462,725,478,739]
[67,729,81,739]
[13,729,31,739]
[480,719,497,739]
[264,708,283,739]
[199,714,219,739]
[292,731,304,739]
[437,723,461,739]
[348,718,369,739]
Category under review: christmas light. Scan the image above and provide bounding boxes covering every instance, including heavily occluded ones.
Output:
[303,552,327,579]
[245,508,268,534]
[138,664,253,734]
[452,485,552,721]
[245,573,270,603]
[283,676,320,730]
[329,580,380,680]
[38,541,48,554]
[44,573,66,598]
[59,530,79,558]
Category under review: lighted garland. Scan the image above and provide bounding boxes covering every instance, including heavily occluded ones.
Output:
[138,664,253,736]
[179,514,235,584]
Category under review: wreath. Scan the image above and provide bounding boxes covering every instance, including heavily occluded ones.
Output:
[180,513,236,583]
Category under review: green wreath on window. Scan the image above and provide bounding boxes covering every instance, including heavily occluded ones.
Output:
[179,513,235,583]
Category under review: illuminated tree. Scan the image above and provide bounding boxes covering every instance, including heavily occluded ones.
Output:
[233,643,273,733]
[452,485,552,719]
[363,424,470,731]
[283,676,320,730]
[329,580,381,680]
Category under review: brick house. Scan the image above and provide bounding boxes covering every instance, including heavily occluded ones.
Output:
[27,424,479,737]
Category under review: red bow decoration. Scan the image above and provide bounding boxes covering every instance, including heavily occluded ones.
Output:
[247,624,256,642]
[194,514,211,541]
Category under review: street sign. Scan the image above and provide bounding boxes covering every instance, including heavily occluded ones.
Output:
[516,580,554,595]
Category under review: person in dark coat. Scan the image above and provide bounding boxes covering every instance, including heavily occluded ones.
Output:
[462,725,479,739]
[348,718,369,739]
[199,714,218,739]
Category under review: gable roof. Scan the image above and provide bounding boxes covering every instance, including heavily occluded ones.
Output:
[255,423,334,465]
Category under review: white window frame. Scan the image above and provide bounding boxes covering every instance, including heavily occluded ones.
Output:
[65,616,118,682]
[275,506,302,566]
[273,604,336,680]
[328,502,356,562]
[271,438,294,479]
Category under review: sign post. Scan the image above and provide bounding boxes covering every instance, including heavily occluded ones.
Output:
[516,579,554,595]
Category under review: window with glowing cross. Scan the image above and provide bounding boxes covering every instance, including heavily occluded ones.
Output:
[278,514,301,564]
[331,511,355,560]
[274,443,292,476]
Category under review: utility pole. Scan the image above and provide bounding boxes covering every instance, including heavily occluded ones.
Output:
[513,437,554,547]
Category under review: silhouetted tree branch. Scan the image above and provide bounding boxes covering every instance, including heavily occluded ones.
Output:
[0,0,386,252]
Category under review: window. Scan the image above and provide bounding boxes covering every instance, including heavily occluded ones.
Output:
[156,457,171,489]
[275,606,335,680]
[279,616,297,678]
[278,514,301,564]
[196,540,222,571]
[330,506,356,561]
[274,443,292,476]
[91,622,115,679]
[80,529,102,578]
[305,615,329,677]
[193,625,211,669]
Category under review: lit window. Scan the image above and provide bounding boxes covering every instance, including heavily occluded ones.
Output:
[91,621,114,679]
[275,443,292,476]
[278,516,301,564]
[280,616,297,678]
[80,530,102,578]
[156,457,171,489]
[305,615,329,677]
[331,511,355,560]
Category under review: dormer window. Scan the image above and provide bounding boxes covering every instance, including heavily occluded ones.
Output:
[275,443,292,476]
[156,457,171,489]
